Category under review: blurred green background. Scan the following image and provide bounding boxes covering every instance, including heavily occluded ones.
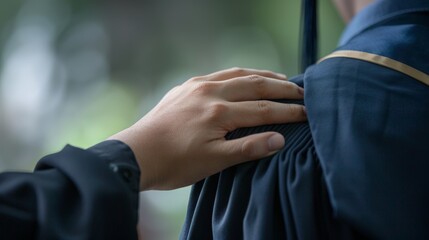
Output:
[0,0,344,239]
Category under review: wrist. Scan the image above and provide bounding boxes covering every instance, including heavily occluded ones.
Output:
[108,127,153,191]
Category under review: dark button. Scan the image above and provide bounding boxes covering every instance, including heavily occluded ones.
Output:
[109,163,139,191]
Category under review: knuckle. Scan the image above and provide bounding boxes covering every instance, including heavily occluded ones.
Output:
[249,75,267,98]
[257,100,273,116]
[240,140,257,158]
[260,70,274,76]
[192,82,216,95]
[248,74,263,83]
[206,102,229,120]
[230,67,245,74]
[189,76,204,82]
[286,104,305,117]
[283,81,296,90]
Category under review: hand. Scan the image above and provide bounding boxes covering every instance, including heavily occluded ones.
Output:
[109,67,306,191]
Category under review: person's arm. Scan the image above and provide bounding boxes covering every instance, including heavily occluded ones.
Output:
[0,140,140,240]
[0,68,305,239]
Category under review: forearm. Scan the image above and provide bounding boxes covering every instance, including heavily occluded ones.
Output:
[0,141,140,240]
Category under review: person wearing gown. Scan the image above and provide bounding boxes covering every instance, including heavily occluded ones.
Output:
[181,0,429,239]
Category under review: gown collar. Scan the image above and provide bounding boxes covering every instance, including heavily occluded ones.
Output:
[339,0,429,46]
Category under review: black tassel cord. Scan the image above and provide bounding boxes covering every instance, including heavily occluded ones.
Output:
[300,0,318,73]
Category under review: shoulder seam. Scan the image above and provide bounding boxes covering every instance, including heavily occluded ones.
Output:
[318,50,429,87]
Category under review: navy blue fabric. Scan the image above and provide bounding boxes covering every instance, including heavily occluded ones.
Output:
[339,0,429,46]
[181,1,429,239]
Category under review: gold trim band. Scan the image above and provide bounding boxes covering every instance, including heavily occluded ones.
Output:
[318,50,429,87]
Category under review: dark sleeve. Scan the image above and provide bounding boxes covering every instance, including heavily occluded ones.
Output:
[0,140,140,240]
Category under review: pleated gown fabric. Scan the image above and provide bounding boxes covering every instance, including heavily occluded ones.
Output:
[181,1,429,239]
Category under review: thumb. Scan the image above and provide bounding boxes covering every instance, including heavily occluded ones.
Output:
[220,132,285,166]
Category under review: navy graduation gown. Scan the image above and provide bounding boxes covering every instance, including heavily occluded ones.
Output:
[181,1,429,239]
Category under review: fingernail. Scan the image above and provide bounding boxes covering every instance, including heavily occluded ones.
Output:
[303,106,307,115]
[267,134,285,151]
[298,87,304,96]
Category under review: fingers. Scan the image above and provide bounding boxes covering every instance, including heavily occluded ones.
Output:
[201,67,287,82]
[221,101,306,130]
[219,75,304,101]
[218,132,285,166]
